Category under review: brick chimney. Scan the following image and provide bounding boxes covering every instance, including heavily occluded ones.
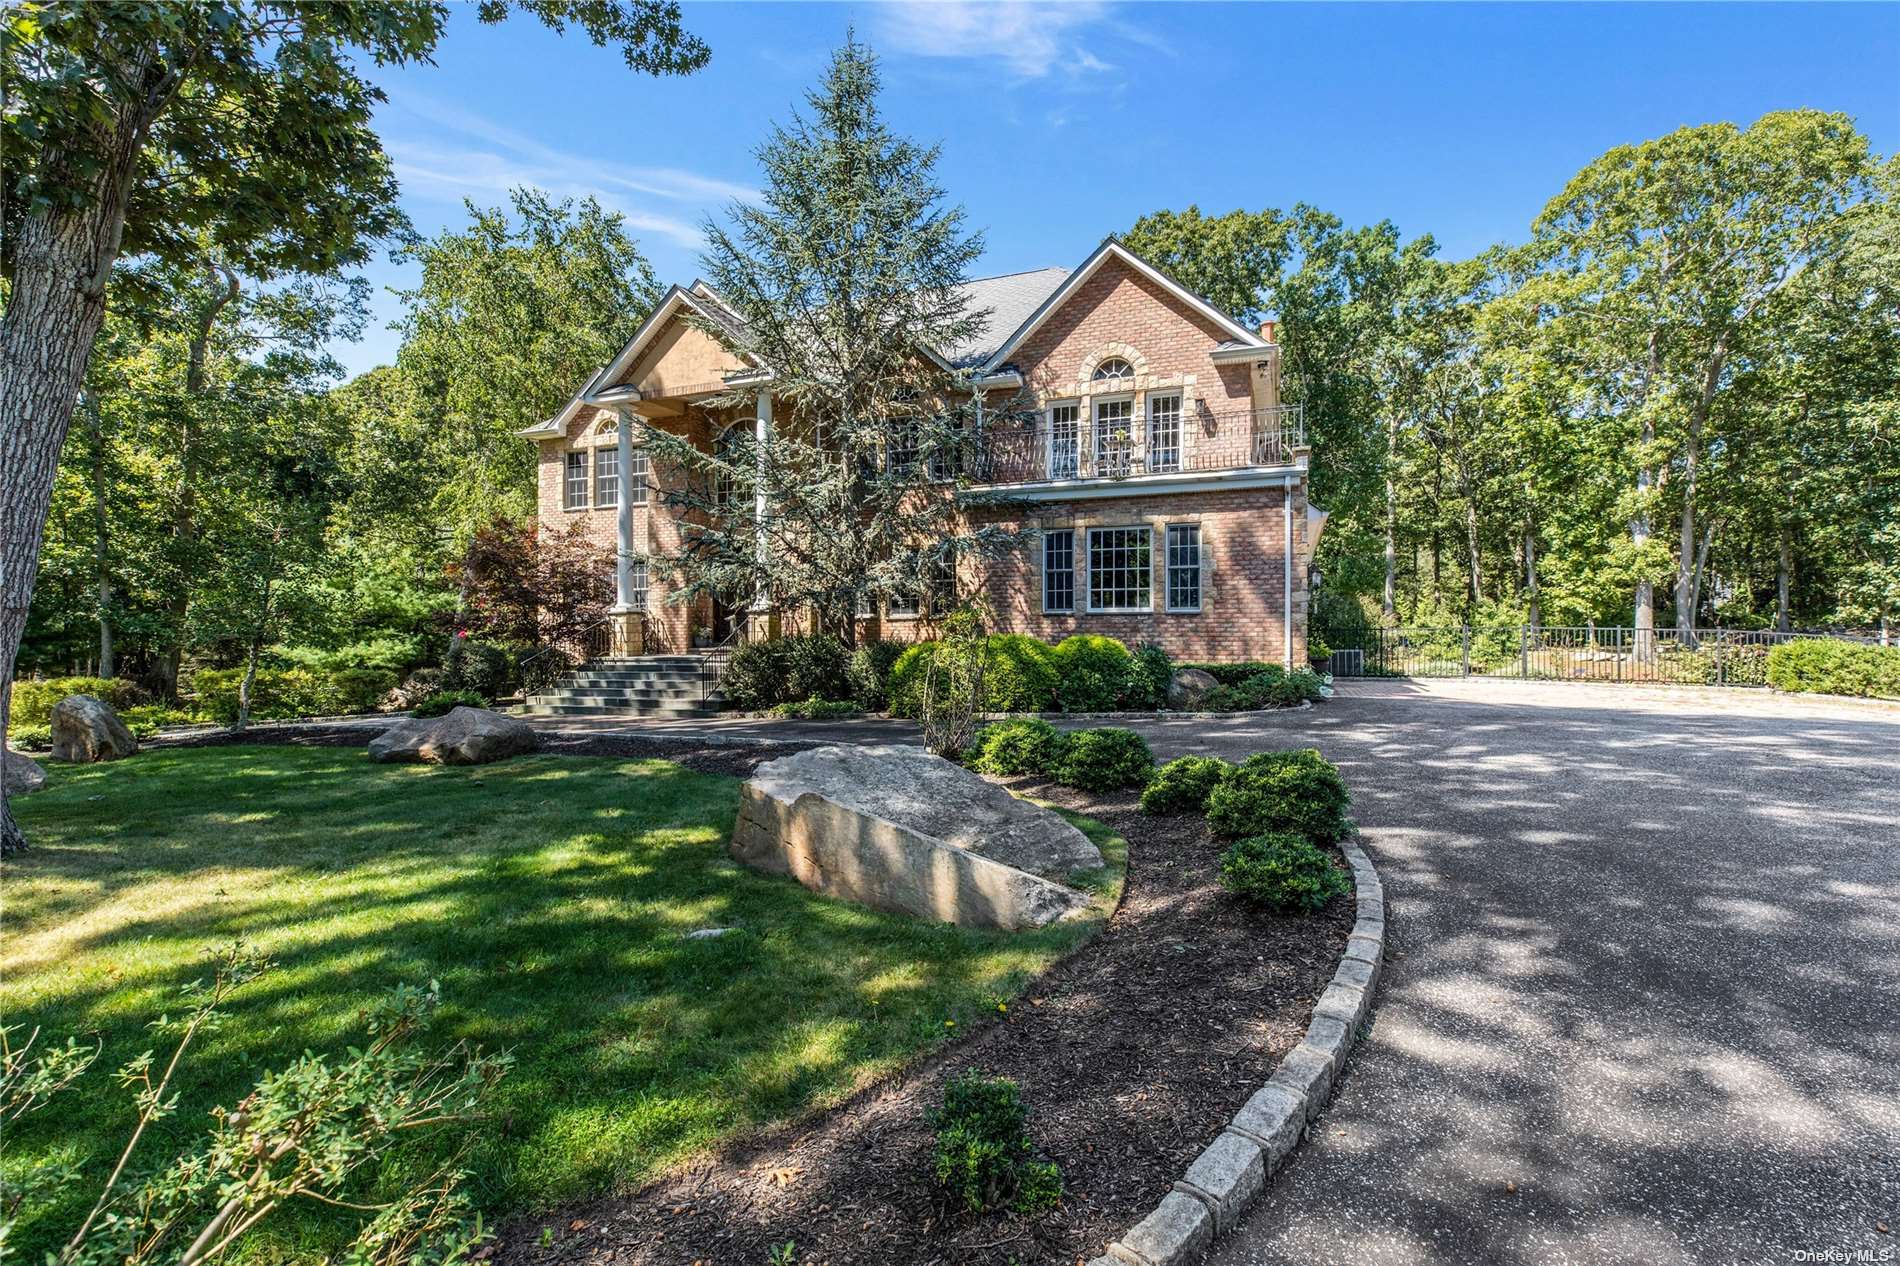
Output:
[1259,320,1277,343]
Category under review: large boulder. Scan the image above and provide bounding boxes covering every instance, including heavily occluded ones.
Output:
[731,744,1104,931]
[367,706,537,765]
[50,695,138,763]
[3,749,47,796]
[1166,668,1221,711]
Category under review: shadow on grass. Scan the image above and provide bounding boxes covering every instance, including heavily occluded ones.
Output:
[3,746,1121,1264]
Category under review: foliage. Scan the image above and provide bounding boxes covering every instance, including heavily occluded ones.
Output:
[1051,635,1136,712]
[1218,833,1353,913]
[185,665,394,724]
[0,943,508,1264]
[1051,727,1155,793]
[1204,749,1352,843]
[1139,756,1235,815]
[769,698,860,719]
[7,726,52,752]
[452,518,614,654]
[886,641,940,718]
[1194,665,1325,711]
[920,610,990,757]
[1128,643,1175,709]
[440,640,515,700]
[722,635,851,710]
[5,747,1122,1258]
[1308,637,1333,664]
[964,718,1068,777]
[1765,639,1900,698]
[641,39,1028,645]
[982,634,1060,712]
[847,639,906,712]
[10,677,148,729]
[929,1072,1063,1216]
[412,690,487,718]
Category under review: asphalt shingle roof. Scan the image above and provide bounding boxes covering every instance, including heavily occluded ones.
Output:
[941,267,1071,368]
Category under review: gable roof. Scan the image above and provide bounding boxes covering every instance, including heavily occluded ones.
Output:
[519,240,1262,439]
[977,238,1267,372]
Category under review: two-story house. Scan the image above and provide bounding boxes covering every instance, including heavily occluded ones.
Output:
[519,238,1323,669]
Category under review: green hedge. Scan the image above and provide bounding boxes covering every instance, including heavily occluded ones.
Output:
[847,639,906,711]
[984,634,1060,712]
[185,666,398,724]
[965,718,1067,776]
[1205,748,1351,843]
[1765,639,1900,698]
[1051,727,1154,792]
[10,676,149,729]
[1140,755,1233,815]
[723,635,852,709]
[1051,635,1134,711]
[1219,832,1352,912]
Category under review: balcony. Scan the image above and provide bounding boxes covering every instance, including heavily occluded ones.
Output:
[967,404,1305,487]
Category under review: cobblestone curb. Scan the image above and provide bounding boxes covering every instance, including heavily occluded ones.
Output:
[1089,838,1384,1266]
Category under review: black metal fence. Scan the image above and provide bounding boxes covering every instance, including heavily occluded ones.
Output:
[1318,624,1881,687]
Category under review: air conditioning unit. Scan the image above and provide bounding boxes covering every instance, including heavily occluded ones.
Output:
[1329,649,1364,677]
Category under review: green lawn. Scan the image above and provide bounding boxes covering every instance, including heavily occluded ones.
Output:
[2,745,1124,1262]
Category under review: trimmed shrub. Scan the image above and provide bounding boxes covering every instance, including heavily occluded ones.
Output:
[722,638,791,709]
[983,634,1060,712]
[966,718,1067,776]
[10,676,148,729]
[412,690,485,718]
[187,668,330,724]
[1219,832,1352,912]
[1139,755,1234,815]
[1127,643,1173,709]
[1307,637,1333,665]
[119,704,195,739]
[1205,748,1351,842]
[886,641,940,718]
[1052,635,1135,711]
[441,640,513,700]
[329,667,401,714]
[722,635,850,710]
[848,639,905,711]
[1191,665,1323,711]
[1052,726,1154,792]
[770,698,859,719]
[930,1072,1063,1216]
[1765,639,1900,699]
[8,725,52,751]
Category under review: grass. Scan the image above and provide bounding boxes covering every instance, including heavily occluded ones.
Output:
[2,745,1124,1262]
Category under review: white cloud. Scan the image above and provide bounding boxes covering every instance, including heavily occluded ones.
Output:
[377,92,759,251]
[873,1,1122,80]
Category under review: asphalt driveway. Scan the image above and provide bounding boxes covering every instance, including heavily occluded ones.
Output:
[534,680,1899,1265]
[1181,680,1900,1266]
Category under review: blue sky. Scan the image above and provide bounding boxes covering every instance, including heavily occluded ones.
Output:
[338,0,1900,377]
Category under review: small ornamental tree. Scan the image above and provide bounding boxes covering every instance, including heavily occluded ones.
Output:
[450,517,615,652]
[643,37,1031,645]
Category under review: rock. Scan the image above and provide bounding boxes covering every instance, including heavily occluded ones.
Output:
[1166,667,1221,710]
[49,695,138,763]
[3,749,47,796]
[685,926,736,940]
[367,707,537,766]
[730,744,1103,931]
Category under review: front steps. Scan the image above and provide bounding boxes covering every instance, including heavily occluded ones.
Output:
[518,654,726,718]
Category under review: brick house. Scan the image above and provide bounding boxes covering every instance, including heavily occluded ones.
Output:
[519,238,1324,667]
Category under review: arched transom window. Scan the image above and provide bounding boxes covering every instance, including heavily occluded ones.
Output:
[1092,357,1135,385]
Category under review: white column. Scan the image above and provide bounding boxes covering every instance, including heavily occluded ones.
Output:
[1284,474,1294,669]
[753,391,772,616]
[611,406,636,612]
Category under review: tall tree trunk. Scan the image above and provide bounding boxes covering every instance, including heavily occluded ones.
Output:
[1776,529,1793,633]
[84,391,116,678]
[159,261,241,698]
[1674,340,1729,639]
[1687,520,1715,627]
[1382,413,1397,617]
[1464,497,1483,612]
[1631,329,1664,660]
[1524,521,1540,630]
[0,62,162,855]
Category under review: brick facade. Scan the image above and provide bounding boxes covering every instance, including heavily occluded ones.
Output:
[530,246,1315,665]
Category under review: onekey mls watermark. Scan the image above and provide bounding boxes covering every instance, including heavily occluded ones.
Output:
[1789,1249,1895,1264]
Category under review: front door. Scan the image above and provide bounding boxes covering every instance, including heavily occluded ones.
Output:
[709,598,735,645]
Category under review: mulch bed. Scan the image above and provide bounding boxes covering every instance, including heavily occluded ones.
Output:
[150,722,811,780]
[489,776,1355,1266]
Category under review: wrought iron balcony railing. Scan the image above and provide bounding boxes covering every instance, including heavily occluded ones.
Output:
[968,405,1305,486]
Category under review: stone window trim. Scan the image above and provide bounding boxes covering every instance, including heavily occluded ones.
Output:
[563,449,590,511]
[1042,527,1076,614]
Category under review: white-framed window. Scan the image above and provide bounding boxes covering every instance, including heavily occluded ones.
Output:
[889,414,922,475]
[1048,403,1080,479]
[1148,394,1182,473]
[888,591,921,618]
[595,445,619,508]
[1042,529,1075,613]
[629,558,649,612]
[627,449,649,505]
[1093,357,1135,387]
[1094,397,1135,477]
[855,589,877,619]
[1087,526,1152,612]
[713,424,742,508]
[1166,523,1202,612]
[925,551,956,614]
[563,450,589,509]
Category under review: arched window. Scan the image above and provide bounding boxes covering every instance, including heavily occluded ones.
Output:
[1092,357,1135,385]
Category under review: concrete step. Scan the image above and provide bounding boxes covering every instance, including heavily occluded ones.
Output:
[563,671,711,686]
[525,688,721,705]
[517,701,724,718]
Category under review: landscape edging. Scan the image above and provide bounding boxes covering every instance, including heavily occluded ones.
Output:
[1088,837,1384,1266]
